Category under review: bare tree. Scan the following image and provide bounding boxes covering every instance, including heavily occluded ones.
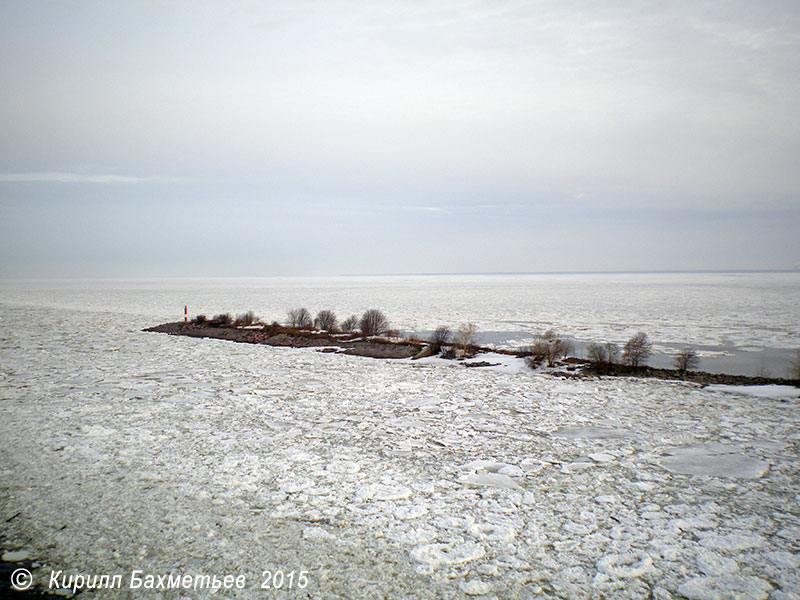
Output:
[455,322,478,352]
[360,309,389,337]
[340,315,359,332]
[529,329,567,368]
[314,310,338,331]
[673,348,699,374]
[587,341,620,373]
[429,325,452,352]
[623,332,652,368]
[287,307,312,329]
[587,343,607,366]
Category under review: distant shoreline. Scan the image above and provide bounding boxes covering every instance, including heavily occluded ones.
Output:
[144,321,800,389]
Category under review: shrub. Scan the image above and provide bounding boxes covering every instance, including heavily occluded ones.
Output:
[525,353,544,369]
[455,322,478,351]
[340,315,359,332]
[314,310,338,331]
[429,325,452,352]
[287,307,312,329]
[193,314,207,325]
[360,309,389,337]
[210,313,232,327]
[622,332,652,368]
[234,311,257,327]
[674,348,699,374]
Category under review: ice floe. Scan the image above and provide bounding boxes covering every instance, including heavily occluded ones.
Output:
[2,550,30,561]
[677,575,773,600]
[355,482,413,501]
[660,444,770,479]
[393,505,428,520]
[410,541,486,567]
[707,384,800,399]
[596,552,654,578]
[696,550,738,576]
[303,526,335,541]
[458,472,522,490]
[467,522,517,542]
[459,579,493,595]
[553,426,630,439]
[699,532,765,551]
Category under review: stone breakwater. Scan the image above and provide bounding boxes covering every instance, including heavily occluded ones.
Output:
[144,321,424,359]
[144,321,800,389]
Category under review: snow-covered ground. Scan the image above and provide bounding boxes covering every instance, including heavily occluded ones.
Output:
[1,299,798,599]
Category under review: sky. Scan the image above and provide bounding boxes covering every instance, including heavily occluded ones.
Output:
[1,0,799,277]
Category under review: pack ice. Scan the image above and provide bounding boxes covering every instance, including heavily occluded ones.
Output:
[0,305,798,598]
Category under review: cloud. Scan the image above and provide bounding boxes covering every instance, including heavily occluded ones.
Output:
[401,205,449,214]
[0,0,798,276]
[0,172,182,184]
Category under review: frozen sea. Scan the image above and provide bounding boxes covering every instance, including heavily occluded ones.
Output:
[1,273,799,599]
[2,272,798,375]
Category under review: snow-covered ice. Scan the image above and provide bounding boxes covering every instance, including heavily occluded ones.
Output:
[659,444,771,479]
[677,575,773,600]
[1,278,799,598]
[705,384,800,399]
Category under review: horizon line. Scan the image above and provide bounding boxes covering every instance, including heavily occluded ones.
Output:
[339,268,800,277]
[1,268,799,282]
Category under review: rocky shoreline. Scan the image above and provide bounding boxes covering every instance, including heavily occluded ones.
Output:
[144,321,800,389]
[144,321,425,359]
[563,360,800,388]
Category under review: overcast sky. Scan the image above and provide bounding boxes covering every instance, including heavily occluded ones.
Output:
[1,0,799,277]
